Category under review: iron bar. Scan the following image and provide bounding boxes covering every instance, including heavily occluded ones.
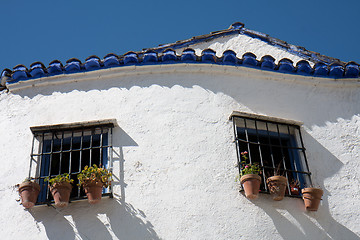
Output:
[232,120,242,176]
[108,127,113,197]
[297,127,313,186]
[28,135,36,179]
[78,129,84,197]
[254,120,267,191]
[243,119,252,164]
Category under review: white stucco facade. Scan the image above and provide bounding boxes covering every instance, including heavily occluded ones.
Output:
[1,61,359,239]
[175,34,311,65]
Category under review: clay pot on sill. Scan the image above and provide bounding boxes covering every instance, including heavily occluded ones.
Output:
[240,174,261,199]
[302,187,323,211]
[50,182,73,208]
[83,181,103,204]
[18,181,40,208]
[266,176,287,201]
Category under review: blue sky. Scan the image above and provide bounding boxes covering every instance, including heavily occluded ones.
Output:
[1,0,359,70]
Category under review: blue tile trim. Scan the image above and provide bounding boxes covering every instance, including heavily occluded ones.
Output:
[5,48,359,87]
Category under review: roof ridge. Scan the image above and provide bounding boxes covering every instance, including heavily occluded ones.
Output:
[142,22,345,65]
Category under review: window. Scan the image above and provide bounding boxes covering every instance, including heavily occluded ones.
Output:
[28,120,115,205]
[231,112,312,197]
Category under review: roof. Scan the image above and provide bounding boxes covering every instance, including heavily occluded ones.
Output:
[143,22,344,65]
[1,22,359,91]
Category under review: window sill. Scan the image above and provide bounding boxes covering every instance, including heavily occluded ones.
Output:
[34,192,113,206]
[239,189,303,199]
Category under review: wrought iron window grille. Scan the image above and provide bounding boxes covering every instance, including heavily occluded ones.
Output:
[28,120,115,205]
[231,112,312,197]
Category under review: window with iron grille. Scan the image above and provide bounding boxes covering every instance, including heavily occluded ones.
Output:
[29,120,115,205]
[231,112,312,197]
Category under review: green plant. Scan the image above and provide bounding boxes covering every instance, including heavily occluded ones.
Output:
[240,151,261,176]
[77,164,112,188]
[45,173,74,186]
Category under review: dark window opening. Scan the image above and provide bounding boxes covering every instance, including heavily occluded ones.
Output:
[232,113,312,197]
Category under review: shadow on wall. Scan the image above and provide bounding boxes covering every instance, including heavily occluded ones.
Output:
[252,132,360,240]
[29,199,160,240]
[111,126,138,203]
[254,197,360,240]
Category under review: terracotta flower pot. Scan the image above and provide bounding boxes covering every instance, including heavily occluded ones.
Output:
[50,182,72,208]
[18,181,40,208]
[302,187,323,211]
[83,181,103,204]
[240,174,261,199]
[266,176,287,201]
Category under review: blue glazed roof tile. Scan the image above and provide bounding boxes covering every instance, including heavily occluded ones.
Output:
[260,55,276,70]
[201,49,217,63]
[103,53,120,68]
[328,62,344,78]
[29,62,46,78]
[161,49,177,62]
[143,50,158,63]
[242,52,258,67]
[344,62,359,78]
[296,60,312,75]
[222,50,238,65]
[314,62,329,76]
[278,58,295,73]
[123,51,139,65]
[181,48,197,62]
[65,58,82,73]
[11,64,29,82]
[85,55,101,71]
[0,68,11,89]
[47,60,64,75]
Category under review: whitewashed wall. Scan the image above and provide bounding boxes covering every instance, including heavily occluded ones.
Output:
[175,34,310,65]
[1,64,359,240]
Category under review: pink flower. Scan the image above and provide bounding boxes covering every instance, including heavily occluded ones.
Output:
[245,165,249,168]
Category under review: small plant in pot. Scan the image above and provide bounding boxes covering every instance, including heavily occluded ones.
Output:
[17,178,40,209]
[239,151,262,199]
[289,180,300,196]
[45,173,73,208]
[77,164,112,204]
[266,162,287,201]
[302,186,323,211]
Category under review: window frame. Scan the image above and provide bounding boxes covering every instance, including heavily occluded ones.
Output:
[28,119,116,205]
[230,112,312,197]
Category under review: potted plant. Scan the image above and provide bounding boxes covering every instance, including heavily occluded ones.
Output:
[45,173,73,208]
[289,180,300,195]
[302,186,323,211]
[18,178,40,209]
[266,162,287,201]
[239,151,262,199]
[77,164,112,204]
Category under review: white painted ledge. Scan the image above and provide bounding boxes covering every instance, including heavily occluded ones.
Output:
[230,111,303,126]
